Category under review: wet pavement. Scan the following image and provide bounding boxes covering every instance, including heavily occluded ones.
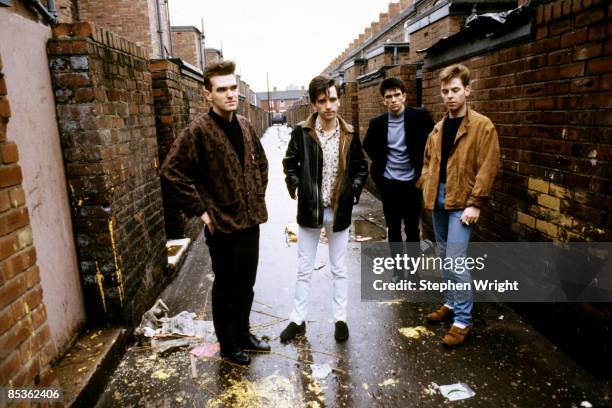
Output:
[94,125,610,407]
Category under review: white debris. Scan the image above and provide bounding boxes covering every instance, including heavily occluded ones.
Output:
[378,378,398,387]
[437,383,476,401]
[580,402,593,408]
[311,363,332,380]
[134,299,217,352]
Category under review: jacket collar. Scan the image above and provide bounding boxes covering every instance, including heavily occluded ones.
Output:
[434,104,472,141]
[304,112,354,134]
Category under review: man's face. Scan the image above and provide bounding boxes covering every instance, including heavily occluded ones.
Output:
[440,77,470,113]
[313,86,339,121]
[383,88,406,115]
[206,74,239,113]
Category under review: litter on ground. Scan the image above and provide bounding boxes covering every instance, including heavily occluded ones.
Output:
[398,326,435,339]
[311,363,332,380]
[134,299,217,352]
[437,383,476,401]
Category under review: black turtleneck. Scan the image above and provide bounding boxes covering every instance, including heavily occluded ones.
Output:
[209,108,245,168]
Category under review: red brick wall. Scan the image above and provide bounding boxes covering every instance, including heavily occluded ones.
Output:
[55,0,78,23]
[422,0,611,242]
[48,23,167,325]
[339,82,359,132]
[0,51,57,390]
[410,16,464,62]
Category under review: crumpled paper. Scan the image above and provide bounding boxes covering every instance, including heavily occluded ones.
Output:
[134,299,217,352]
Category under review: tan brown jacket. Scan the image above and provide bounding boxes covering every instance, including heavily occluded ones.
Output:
[416,107,500,210]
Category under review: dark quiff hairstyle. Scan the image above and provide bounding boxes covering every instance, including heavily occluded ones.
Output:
[439,64,471,87]
[379,77,406,96]
[203,60,236,91]
[308,75,338,103]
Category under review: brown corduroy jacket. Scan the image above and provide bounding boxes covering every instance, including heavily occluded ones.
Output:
[160,112,268,233]
[416,107,500,210]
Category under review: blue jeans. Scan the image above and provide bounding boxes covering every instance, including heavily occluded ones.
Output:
[432,183,473,326]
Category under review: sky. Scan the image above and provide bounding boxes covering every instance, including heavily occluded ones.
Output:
[168,0,394,92]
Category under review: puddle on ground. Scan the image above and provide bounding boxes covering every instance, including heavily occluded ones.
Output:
[352,219,387,241]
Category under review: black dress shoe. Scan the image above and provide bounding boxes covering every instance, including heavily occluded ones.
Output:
[334,321,349,342]
[220,347,251,365]
[238,333,271,352]
[280,322,306,342]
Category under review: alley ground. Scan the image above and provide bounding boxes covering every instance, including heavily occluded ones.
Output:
[94,126,609,407]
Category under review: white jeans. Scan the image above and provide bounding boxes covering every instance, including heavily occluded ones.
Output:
[289,208,349,324]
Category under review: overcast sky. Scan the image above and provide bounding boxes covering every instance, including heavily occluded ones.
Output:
[168,0,394,92]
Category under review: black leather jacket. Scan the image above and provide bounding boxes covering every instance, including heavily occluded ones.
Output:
[283,114,368,232]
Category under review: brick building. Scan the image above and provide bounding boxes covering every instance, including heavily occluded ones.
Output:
[171,25,204,71]
[205,47,223,64]
[257,87,307,113]
[78,0,173,58]
[0,0,269,398]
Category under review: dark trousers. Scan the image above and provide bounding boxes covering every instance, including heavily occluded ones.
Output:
[379,176,422,254]
[205,224,260,351]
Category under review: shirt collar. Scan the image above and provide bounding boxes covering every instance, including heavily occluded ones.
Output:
[315,115,339,136]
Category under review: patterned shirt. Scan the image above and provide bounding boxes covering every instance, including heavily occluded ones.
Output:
[315,116,340,207]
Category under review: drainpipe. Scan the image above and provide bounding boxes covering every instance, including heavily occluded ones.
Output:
[25,0,57,25]
[47,0,57,20]
[164,0,173,56]
[155,0,166,58]
[198,31,205,73]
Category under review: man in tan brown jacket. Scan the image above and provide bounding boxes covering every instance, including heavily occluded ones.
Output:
[417,64,500,346]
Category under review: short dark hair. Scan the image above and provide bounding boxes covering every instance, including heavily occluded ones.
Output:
[308,75,338,103]
[380,77,406,96]
[439,64,470,87]
[204,60,236,91]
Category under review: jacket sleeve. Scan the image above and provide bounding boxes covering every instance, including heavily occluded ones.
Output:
[466,122,501,208]
[282,126,301,199]
[160,125,208,217]
[416,130,433,191]
[349,131,369,203]
[249,122,269,190]
[362,118,376,161]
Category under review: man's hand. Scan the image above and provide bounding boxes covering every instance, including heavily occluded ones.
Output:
[460,206,480,226]
[201,211,214,234]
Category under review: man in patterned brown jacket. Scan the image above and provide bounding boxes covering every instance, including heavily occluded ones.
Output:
[160,61,269,365]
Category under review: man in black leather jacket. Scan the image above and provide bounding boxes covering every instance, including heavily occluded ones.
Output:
[281,75,368,343]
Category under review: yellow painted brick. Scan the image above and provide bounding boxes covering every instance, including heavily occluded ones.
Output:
[549,183,569,199]
[536,219,559,237]
[537,194,561,210]
[528,177,549,193]
[529,205,549,219]
[548,210,574,228]
[517,211,536,228]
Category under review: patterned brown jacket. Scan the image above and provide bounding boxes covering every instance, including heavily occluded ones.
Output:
[160,113,268,234]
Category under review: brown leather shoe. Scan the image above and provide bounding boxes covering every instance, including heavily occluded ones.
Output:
[425,305,454,322]
[442,325,472,346]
